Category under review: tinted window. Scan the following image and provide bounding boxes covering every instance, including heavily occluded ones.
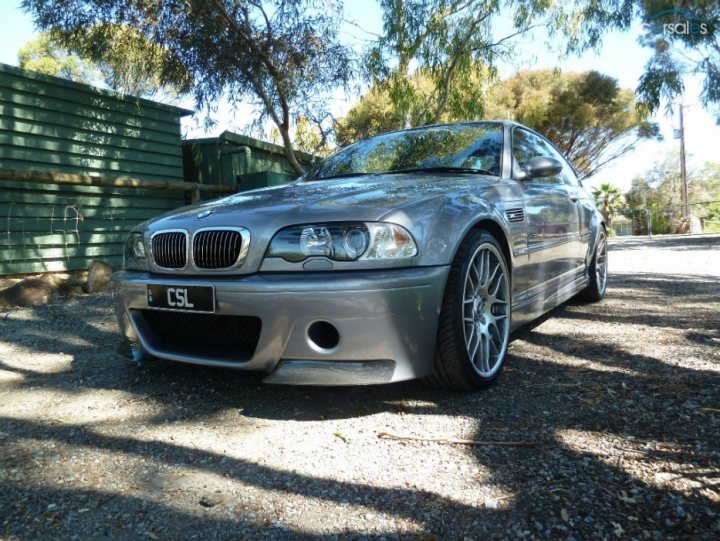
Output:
[512,128,577,186]
[512,128,549,171]
[538,137,581,187]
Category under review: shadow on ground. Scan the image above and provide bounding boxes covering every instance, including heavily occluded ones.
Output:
[1,269,718,539]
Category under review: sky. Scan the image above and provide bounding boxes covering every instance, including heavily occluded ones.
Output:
[2,0,718,193]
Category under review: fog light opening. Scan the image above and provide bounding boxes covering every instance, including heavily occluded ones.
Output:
[307,321,340,352]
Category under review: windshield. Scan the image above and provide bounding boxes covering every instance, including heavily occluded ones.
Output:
[303,122,503,181]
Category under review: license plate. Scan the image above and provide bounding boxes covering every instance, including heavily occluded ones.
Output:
[146,285,215,313]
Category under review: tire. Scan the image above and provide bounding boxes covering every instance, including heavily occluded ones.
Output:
[578,227,608,302]
[427,229,511,391]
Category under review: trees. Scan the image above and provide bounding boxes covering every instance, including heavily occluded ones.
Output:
[625,155,720,233]
[368,0,548,129]
[18,28,191,98]
[552,1,720,117]
[335,85,403,147]
[339,68,659,179]
[17,33,97,84]
[592,183,624,229]
[23,0,354,175]
[486,70,661,178]
[335,67,492,146]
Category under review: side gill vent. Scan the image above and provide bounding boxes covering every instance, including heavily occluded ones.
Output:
[505,208,525,223]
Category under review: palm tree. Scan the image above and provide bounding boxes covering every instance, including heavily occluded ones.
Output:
[592,183,624,229]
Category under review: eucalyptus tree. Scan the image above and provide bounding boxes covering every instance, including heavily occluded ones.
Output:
[18,28,191,98]
[368,0,549,128]
[487,70,661,178]
[23,0,355,174]
[554,1,720,117]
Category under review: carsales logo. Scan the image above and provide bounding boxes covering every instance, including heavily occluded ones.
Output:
[642,8,711,36]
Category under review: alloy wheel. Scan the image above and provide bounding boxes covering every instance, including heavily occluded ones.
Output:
[461,243,510,378]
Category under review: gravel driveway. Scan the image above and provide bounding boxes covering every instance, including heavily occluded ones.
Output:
[1,234,718,540]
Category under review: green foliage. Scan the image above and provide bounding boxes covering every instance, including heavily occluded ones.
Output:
[23,0,354,174]
[68,24,192,97]
[554,1,720,117]
[486,69,661,178]
[291,117,333,158]
[18,28,190,98]
[625,155,720,233]
[17,32,97,83]
[336,65,492,145]
[592,182,624,227]
[335,85,404,146]
[369,0,549,129]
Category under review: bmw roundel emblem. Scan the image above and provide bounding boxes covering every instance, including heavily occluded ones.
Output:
[196,210,213,220]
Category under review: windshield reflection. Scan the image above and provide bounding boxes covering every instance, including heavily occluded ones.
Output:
[303,123,503,181]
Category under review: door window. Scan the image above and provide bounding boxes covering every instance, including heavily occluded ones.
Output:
[512,128,577,186]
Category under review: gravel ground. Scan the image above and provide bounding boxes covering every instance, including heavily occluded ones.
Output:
[1,234,718,540]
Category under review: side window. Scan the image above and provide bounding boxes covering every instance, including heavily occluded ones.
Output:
[512,128,549,172]
[539,139,581,187]
[512,128,576,186]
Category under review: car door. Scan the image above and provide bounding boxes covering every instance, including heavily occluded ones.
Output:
[550,152,595,268]
[511,127,584,292]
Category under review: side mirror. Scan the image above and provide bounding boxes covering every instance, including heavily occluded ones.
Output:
[524,156,563,179]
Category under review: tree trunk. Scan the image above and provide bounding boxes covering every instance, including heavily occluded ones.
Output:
[279,126,305,176]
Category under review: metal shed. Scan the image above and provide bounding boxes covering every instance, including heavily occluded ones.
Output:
[0,63,194,274]
[183,131,313,192]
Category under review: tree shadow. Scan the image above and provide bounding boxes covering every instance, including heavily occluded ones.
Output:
[1,271,719,538]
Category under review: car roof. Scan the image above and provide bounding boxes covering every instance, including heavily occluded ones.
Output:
[373,120,525,138]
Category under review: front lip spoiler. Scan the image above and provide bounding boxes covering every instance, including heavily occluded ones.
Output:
[264,359,396,386]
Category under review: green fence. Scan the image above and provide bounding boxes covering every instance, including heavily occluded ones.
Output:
[0,62,195,275]
[0,179,185,274]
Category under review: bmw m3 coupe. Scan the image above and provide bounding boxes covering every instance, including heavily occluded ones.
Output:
[112,121,607,390]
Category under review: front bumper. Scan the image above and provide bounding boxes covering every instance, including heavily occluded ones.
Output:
[111,266,449,385]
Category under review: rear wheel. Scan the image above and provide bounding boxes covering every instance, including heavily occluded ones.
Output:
[578,228,608,302]
[428,230,511,391]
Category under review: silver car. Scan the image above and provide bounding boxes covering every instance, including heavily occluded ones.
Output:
[112,121,607,390]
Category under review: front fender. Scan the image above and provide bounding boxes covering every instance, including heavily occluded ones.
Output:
[380,183,519,269]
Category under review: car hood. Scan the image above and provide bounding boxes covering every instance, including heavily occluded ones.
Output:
[142,172,497,274]
[147,172,496,232]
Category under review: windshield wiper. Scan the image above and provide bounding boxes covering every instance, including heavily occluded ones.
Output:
[303,172,376,181]
[384,166,496,176]
[304,166,496,181]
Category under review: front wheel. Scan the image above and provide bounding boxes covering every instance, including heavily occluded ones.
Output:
[578,228,608,302]
[428,230,511,391]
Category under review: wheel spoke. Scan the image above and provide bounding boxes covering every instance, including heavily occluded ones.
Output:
[489,335,499,354]
[485,262,500,289]
[481,333,491,372]
[490,272,504,297]
[471,259,482,290]
[469,328,480,363]
[482,250,491,285]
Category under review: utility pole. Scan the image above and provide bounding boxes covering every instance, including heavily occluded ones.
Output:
[679,104,689,221]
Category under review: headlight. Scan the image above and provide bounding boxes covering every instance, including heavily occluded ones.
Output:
[123,231,148,270]
[266,222,417,262]
[365,223,417,259]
